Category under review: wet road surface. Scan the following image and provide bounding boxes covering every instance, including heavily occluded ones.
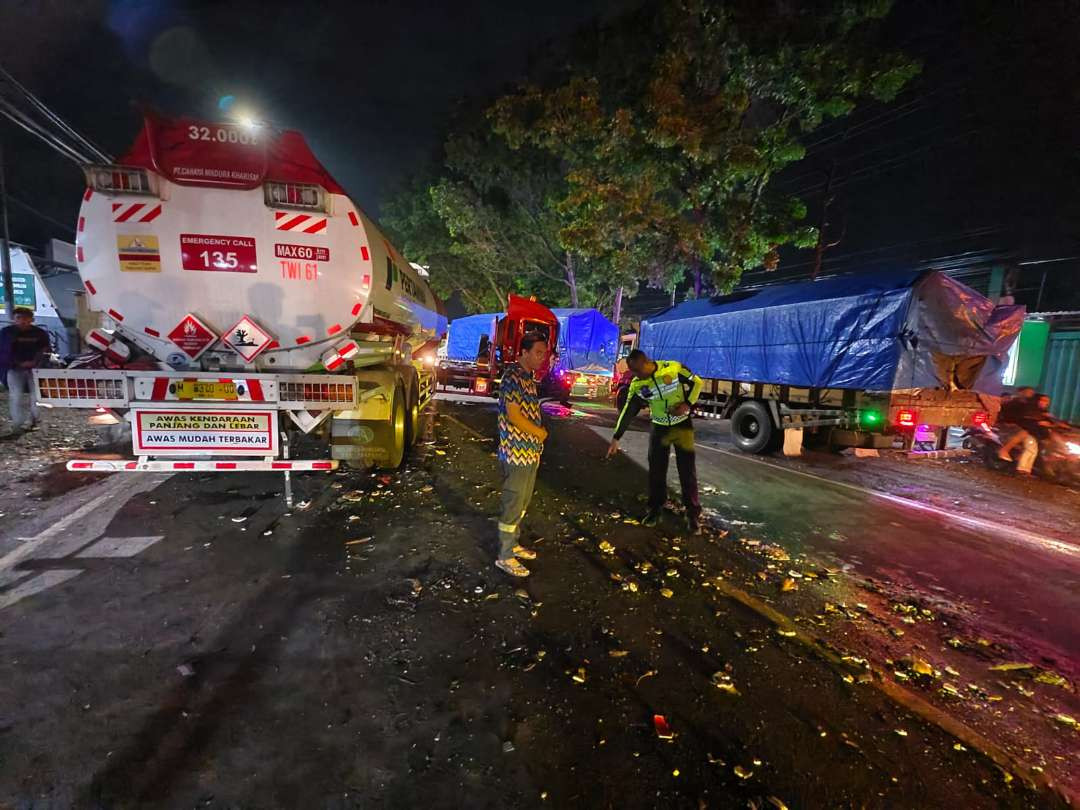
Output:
[0,400,1071,808]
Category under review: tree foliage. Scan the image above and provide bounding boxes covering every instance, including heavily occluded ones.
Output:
[384,0,918,313]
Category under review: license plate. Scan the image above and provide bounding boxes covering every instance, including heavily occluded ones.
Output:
[177,381,237,400]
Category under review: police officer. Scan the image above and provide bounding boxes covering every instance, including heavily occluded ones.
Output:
[606,349,703,533]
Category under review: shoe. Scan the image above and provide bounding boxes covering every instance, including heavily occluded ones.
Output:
[513,545,537,560]
[496,558,531,577]
[642,510,662,528]
[996,451,1012,462]
[687,516,702,536]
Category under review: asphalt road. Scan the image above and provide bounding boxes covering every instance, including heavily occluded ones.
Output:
[0,399,1072,808]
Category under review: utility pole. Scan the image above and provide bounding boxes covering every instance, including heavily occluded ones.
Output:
[0,139,15,320]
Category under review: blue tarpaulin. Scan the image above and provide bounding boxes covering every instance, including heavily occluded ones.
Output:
[640,270,1023,392]
[551,308,620,375]
[445,312,501,362]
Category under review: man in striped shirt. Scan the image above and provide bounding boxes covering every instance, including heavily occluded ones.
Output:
[495,333,549,577]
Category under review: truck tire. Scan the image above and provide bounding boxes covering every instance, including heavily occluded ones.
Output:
[405,378,421,448]
[731,400,775,454]
[383,383,408,469]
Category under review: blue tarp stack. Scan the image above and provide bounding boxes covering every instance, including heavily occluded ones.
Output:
[445,312,501,362]
[640,270,1023,392]
[551,308,620,376]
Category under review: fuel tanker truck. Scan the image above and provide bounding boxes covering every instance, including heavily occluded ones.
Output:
[33,114,446,482]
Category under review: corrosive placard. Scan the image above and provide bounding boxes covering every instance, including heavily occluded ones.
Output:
[133,409,278,456]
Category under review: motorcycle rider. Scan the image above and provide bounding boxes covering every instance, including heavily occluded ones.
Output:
[996,386,1037,470]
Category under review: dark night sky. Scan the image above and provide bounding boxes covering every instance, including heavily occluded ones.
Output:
[1,0,627,243]
[2,0,1078,308]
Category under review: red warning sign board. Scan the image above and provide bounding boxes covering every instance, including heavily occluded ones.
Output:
[167,314,218,359]
[180,234,258,273]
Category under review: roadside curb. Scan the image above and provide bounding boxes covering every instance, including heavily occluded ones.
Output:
[708,575,1076,808]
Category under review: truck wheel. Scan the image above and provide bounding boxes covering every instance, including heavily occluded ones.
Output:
[405,379,421,448]
[381,383,408,469]
[731,400,775,454]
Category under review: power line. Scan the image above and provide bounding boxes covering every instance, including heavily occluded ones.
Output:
[0,96,90,164]
[6,192,75,235]
[0,63,110,163]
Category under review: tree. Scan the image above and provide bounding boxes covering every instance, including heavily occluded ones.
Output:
[489,0,919,293]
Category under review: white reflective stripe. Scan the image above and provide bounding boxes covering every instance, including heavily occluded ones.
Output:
[498,522,519,534]
[66,459,336,472]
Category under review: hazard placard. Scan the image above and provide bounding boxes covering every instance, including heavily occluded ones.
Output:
[133,409,278,456]
[167,314,218,359]
[222,315,274,363]
[117,234,161,272]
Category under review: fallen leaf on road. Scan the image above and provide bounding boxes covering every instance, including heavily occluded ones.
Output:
[766,798,790,810]
[1033,670,1069,688]
[780,578,797,592]
[340,491,365,502]
[598,540,615,554]
[777,628,796,638]
[1053,714,1077,728]
[912,659,934,676]
[636,670,657,686]
[571,667,587,684]
[609,650,629,658]
[733,765,752,779]
[989,662,1034,672]
[659,588,674,599]
[345,537,371,546]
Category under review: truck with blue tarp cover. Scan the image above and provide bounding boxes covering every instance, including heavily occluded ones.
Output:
[550,308,620,399]
[638,269,1024,453]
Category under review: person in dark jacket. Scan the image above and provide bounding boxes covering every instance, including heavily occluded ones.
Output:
[0,307,51,434]
[996,386,1036,464]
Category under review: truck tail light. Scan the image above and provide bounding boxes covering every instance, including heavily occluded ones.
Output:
[84,165,153,194]
[474,378,489,394]
[896,408,917,428]
[971,411,989,427]
[264,181,326,212]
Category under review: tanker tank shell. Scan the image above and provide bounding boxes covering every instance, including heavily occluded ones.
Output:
[76,121,444,372]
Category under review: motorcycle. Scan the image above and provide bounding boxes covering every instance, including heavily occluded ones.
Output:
[963,421,1080,487]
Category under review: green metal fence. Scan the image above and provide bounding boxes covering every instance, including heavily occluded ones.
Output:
[1040,329,1080,423]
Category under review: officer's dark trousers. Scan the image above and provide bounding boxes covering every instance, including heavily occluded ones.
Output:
[647,421,701,518]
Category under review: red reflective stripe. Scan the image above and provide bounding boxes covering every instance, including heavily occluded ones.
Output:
[144,326,160,337]
[278,214,309,230]
[78,216,85,232]
[327,323,342,335]
[151,377,169,399]
[247,379,264,400]
[216,462,237,469]
[348,211,359,226]
[83,187,93,201]
[112,203,122,211]
[312,462,333,470]
[173,462,196,469]
[295,336,311,345]
[266,340,280,350]
[275,211,287,220]
[302,219,326,234]
[114,203,144,222]
[360,246,370,261]
[140,204,163,222]
[84,279,96,294]
[108,308,124,321]
[272,462,292,469]
[70,462,93,469]
[351,302,363,316]
[125,462,138,470]
[77,247,85,263]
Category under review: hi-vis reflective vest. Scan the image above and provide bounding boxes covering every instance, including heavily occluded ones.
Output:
[613,359,703,439]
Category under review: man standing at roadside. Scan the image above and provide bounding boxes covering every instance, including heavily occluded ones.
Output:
[0,307,51,435]
[606,349,703,534]
[495,332,549,577]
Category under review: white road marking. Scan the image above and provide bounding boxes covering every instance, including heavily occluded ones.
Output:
[77,535,164,558]
[0,570,82,611]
